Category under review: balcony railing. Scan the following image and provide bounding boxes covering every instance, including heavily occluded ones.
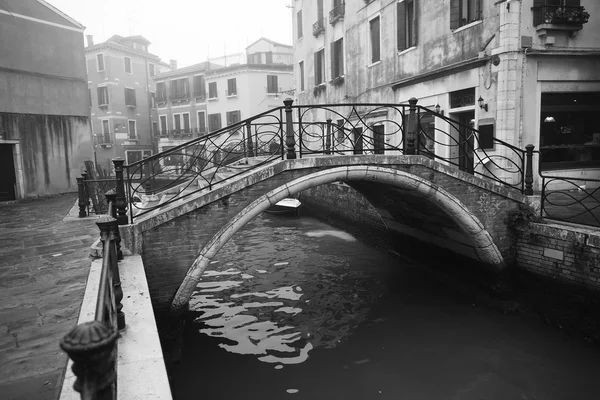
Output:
[95,133,112,146]
[313,18,325,37]
[329,3,345,25]
[533,5,590,27]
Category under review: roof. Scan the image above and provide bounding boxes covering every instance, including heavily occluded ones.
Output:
[107,34,152,46]
[245,37,293,50]
[152,62,223,80]
[85,40,163,62]
[204,63,293,78]
[0,0,85,30]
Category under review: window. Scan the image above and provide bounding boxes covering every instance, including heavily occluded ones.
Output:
[97,86,109,106]
[124,57,132,74]
[227,78,237,96]
[331,38,344,79]
[152,121,158,136]
[174,114,181,132]
[156,82,167,102]
[299,61,305,91]
[267,75,278,94]
[193,75,206,98]
[101,119,110,142]
[539,92,600,170]
[97,54,105,72]
[160,115,167,134]
[208,113,222,132]
[197,111,206,133]
[336,119,345,142]
[314,49,325,85]
[126,150,152,165]
[266,52,273,64]
[150,92,156,108]
[183,113,190,133]
[125,88,136,107]
[398,0,417,51]
[209,82,218,99]
[450,0,481,30]
[370,16,381,63]
[532,0,582,26]
[226,110,241,126]
[149,63,155,77]
[170,78,190,100]
[128,120,137,140]
[297,10,303,39]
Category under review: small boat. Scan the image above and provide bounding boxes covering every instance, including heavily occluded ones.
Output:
[265,198,302,215]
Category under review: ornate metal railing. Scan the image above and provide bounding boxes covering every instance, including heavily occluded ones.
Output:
[329,3,345,25]
[532,5,590,27]
[531,149,600,227]
[125,106,286,221]
[313,18,325,37]
[60,196,125,399]
[119,98,534,223]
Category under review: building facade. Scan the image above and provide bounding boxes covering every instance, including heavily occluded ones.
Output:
[293,0,600,190]
[0,0,92,200]
[85,34,170,171]
[153,38,294,154]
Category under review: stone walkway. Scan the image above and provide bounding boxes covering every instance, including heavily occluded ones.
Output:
[0,194,98,400]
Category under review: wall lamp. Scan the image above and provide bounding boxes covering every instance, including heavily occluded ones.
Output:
[435,103,444,116]
[478,96,488,112]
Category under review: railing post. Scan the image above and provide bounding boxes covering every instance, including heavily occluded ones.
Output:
[284,98,296,159]
[524,144,535,195]
[77,175,87,218]
[246,121,254,158]
[82,171,90,215]
[60,320,118,400]
[97,215,125,330]
[112,158,128,225]
[406,97,418,155]
[142,155,152,194]
[325,118,332,155]
[105,190,123,261]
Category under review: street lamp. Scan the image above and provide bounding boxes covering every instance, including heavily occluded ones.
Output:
[478,96,488,112]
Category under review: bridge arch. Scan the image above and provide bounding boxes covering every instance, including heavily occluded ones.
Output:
[171,165,505,314]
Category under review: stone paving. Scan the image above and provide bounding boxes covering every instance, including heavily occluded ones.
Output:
[0,194,98,400]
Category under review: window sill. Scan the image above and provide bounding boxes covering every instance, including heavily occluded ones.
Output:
[126,105,136,108]
[367,60,382,68]
[452,20,482,34]
[266,93,279,97]
[398,46,417,56]
[227,94,238,99]
[208,97,218,101]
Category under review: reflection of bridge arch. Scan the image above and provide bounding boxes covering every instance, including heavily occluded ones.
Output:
[171,165,505,314]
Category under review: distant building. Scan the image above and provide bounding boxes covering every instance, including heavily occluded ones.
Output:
[293,0,600,190]
[0,0,92,200]
[152,38,294,155]
[85,34,171,171]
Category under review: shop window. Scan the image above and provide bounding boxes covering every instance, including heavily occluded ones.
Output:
[540,92,600,170]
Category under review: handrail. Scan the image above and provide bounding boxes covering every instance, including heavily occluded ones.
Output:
[60,197,125,399]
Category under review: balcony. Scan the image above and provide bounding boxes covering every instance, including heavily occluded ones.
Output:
[329,3,345,25]
[313,19,325,37]
[533,5,590,37]
[94,133,112,147]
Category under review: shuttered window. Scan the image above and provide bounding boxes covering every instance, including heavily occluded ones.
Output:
[97,86,109,106]
[330,38,344,79]
[299,61,305,91]
[209,82,218,99]
[226,110,241,126]
[314,49,325,85]
[370,16,380,63]
[193,75,206,98]
[450,0,481,30]
[297,10,303,39]
[170,78,190,100]
[124,88,136,107]
[197,111,206,133]
[397,0,417,52]
[156,82,167,102]
[267,75,278,94]
[208,113,222,132]
[227,78,237,96]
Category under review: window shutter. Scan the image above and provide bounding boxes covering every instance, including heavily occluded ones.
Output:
[475,0,482,21]
[397,2,407,51]
[412,0,418,47]
[450,0,459,30]
[338,40,344,76]
[330,42,336,79]
[97,87,103,104]
[314,54,319,85]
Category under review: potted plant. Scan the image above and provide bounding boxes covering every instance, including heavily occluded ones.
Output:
[545,7,590,25]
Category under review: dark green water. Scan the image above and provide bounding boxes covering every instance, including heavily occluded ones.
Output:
[171,213,600,400]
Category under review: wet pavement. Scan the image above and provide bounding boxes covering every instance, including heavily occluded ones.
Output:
[0,194,98,400]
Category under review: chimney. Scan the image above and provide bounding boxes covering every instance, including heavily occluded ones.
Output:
[86,35,94,47]
[170,59,178,70]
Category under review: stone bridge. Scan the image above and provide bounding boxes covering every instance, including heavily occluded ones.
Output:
[120,154,527,312]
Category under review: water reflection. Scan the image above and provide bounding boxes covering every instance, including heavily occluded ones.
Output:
[189,222,383,365]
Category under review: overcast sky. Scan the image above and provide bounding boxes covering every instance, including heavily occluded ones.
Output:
[48,0,293,67]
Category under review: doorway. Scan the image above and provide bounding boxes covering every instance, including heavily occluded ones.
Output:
[449,111,475,174]
[0,144,17,201]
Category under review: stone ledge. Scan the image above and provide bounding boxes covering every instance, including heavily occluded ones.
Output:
[59,255,172,400]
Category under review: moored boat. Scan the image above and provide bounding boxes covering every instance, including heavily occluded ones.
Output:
[265,198,302,215]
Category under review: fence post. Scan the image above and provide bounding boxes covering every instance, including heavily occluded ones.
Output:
[97,215,125,330]
[325,118,332,155]
[284,98,296,159]
[246,121,254,158]
[405,97,418,155]
[60,320,118,399]
[77,176,87,218]
[524,144,535,195]
[112,158,128,225]
[104,190,123,261]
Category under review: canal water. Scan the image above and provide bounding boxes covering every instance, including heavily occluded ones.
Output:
[171,213,600,400]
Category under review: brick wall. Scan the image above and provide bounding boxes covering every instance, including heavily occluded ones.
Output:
[516,223,600,291]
